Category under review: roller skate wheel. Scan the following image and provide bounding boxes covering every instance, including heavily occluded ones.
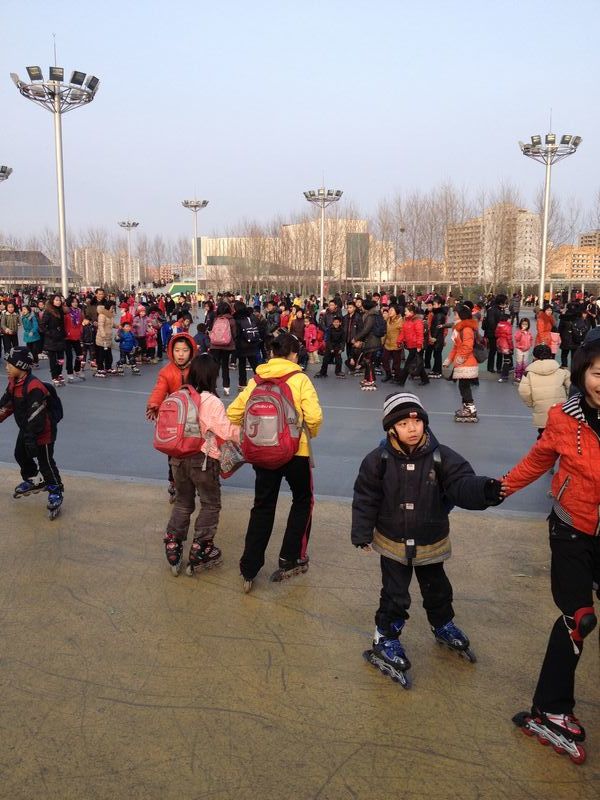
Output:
[170,560,183,577]
[569,745,586,765]
[537,735,550,746]
[461,647,477,663]
[242,578,253,594]
[185,564,194,577]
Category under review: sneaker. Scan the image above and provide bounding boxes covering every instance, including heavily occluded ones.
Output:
[497,377,507,383]
[52,378,63,387]
[428,372,443,379]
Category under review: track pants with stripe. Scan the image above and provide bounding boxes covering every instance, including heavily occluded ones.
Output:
[14,433,62,489]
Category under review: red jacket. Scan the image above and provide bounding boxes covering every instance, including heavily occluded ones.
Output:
[147,333,197,412]
[535,311,553,346]
[64,308,84,342]
[495,320,513,354]
[398,317,424,349]
[504,395,600,536]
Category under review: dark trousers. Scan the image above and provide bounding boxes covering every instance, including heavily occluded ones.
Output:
[26,340,42,365]
[64,339,82,375]
[117,350,137,367]
[362,351,375,382]
[532,520,600,714]
[425,345,443,373]
[320,348,343,375]
[500,351,513,379]
[382,348,402,378]
[510,311,520,326]
[15,433,62,488]
[560,347,576,369]
[240,455,313,580]
[82,343,95,363]
[376,556,454,632]
[211,349,231,389]
[396,348,428,385]
[458,378,474,404]
[135,336,147,358]
[238,354,259,387]
[167,455,221,541]
[47,350,64,380]
[2,333,18,354]
[96,346,113,371]
[487,338,503,372]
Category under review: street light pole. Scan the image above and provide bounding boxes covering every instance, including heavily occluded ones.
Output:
[519,133,582,306]
[0,166,13,183]
[303,187,343,311]
[11,66,100,296]
[118,221,140,289]
[182,199,209,295]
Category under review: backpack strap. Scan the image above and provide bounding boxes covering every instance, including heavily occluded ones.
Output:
[378,446,389,480]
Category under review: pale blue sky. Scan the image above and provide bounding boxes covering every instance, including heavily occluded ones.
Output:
[2,0,599,241]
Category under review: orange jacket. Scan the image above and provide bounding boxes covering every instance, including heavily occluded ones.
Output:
[535,311,553,346]
[503,394,600,536]
[147,332,197,411]
[448,319,478,368]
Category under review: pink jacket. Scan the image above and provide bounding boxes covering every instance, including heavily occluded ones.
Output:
[304,322,319,353]
[198,391,240,459]
[514,329,533,352]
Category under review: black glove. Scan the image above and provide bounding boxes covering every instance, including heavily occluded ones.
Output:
[24,438,38,458]
[484,479,503,506]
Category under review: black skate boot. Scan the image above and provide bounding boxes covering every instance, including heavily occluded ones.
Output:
[454,403,478,423]
[186,539,223,576]
[46,484,63,520]
[132,365,141,375]
[512,709,586,764]
[432,620,477,662]
[14,478,45,499]
[164,532,184,576]
[269,555,310,582]
[364,621,411,689]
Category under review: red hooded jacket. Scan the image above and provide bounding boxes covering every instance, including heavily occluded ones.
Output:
[147,333,197,412]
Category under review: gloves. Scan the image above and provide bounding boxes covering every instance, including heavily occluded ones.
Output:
[24,438,38,458]
[484,479,504,506]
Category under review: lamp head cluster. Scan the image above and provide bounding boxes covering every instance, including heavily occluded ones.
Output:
[118,221,140,231]
[519,133,582,165]
[303,187,343,208]
[182,199,209,211]
[11,66,100,113]
[0,166,12,182]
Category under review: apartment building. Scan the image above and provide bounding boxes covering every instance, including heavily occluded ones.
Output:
[73,248,142,288]
[548,244,600,282]
[579,230,600,248]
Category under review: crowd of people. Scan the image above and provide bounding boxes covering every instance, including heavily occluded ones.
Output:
[0,281,599,764]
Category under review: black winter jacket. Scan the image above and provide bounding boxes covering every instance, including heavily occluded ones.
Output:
[233,309,261,356]
[325,326,345,352]
[351,431,495,548]
[39,308,66,352]
[354,307,383,353]
[344,311,363,343]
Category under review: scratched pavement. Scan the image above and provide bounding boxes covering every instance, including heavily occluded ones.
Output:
[0,467,598,799]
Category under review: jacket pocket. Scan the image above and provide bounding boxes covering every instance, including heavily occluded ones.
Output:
[555,475,571,502]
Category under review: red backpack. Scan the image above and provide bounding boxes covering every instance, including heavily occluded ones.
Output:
[153,385,205,458]
[209,316,232,347]
[241,372,302,469]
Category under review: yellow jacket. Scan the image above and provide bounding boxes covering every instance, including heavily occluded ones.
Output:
[226,358,323,457]
[384,315,403,351]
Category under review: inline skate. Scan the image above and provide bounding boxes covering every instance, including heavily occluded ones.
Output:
[454,403,478,423]
[363,621,411,689]
[46,484,63,520]
[512,710,586,764]
[432,620,477,662]
[186,539,223,576]
[270,555,309,582]
[164,532,184,576]
[14,478,45,499]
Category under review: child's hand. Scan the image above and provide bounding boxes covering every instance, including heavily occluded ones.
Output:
[357,543,373,553]
[145,407,158,422]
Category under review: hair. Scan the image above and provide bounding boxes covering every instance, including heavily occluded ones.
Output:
[332,315,342,323]
[519,317,530,330]
[362,299,376,311]
[532,344,552,360]
[405,303,417,315]
[216,301,231,316]
[457,304,472,321]
[45,294,64,317]
[571,339,600,392]
[271,330,301,358]
[67,295,79,306]
[196,322,206,333]
[21,304,31,314]
[499,312,509,322]
[295,307,304,317]
[187,354,219,395]
[233,300,247,314]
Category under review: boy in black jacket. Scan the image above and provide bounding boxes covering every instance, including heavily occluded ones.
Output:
[0,347,63,515]
[315,316,345,378]
[351,391,502,687]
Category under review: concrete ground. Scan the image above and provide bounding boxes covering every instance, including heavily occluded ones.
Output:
[0,467,598,800]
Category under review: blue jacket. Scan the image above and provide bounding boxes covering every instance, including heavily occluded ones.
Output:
[116,330,137,353]
[22,313,40,343]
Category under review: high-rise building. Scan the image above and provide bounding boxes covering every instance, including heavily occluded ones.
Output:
[72,247,141,288]
[579,230,600,248]
[445,204,540,286]
[548,244,600,282]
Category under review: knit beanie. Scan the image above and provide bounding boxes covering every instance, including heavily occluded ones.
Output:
[382,392,429,430]
[7,346,33,372]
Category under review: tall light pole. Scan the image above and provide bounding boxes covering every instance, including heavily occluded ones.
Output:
[519,133,582,306]
[11,66,100,297]
[181,199,209,295]
[303,187,343,309]
[0,166,12,183]
[118,221,140,289]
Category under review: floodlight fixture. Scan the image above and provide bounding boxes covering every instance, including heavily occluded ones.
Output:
[0,166,13,182]
[182,200,210,294]
[118,221,141,289]
[519,131,582,310]
[26,65,43,81]
[303,185,344,308]
[11,62,100,295]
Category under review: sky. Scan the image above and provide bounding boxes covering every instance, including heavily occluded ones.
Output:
[1,0,599,243]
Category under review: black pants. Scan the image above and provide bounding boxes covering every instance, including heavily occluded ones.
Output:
[560,347,576,369]
[500,352,513,379]
[82,343,94,363]
[136,336,147,358]
[64,339,82,375]
[211,349,231,389]
[15,433,62,488]
[425,345,443,374]
[240,455,313,580]
[458,378,474,404]
[47,350,64,380]
[320,348,343,375]
[238,354,259,387]
[487,338,503,372]
[26,340,42,365]
[2,333,18,354]
[117,350,137,367]
[376,556,454,632]
[96,346,113,371]
[396,348,428,385]
[382,348,402,378]
[532,518,600,714]
[510,311,520,326]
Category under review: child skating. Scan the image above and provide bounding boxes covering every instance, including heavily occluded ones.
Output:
[351,392,503,688]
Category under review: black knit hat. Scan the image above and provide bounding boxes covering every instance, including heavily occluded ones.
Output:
[382,392,429,430]
[7,346,33,371]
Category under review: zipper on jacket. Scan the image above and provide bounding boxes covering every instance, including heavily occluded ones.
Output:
[556,475,571,502]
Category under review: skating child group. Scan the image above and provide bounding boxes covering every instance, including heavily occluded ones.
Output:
[1,286,599,766]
